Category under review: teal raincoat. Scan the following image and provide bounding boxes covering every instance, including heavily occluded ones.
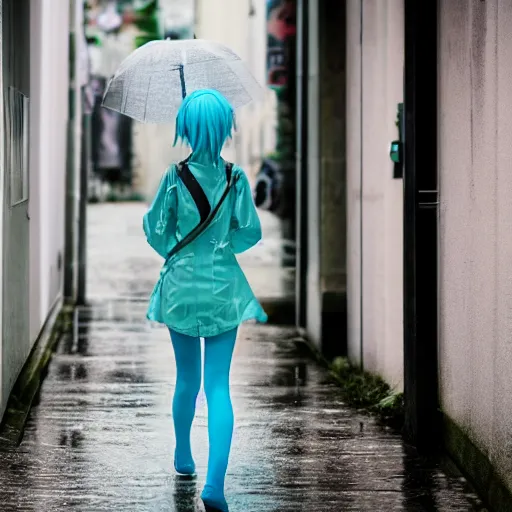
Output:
[143,156,268,337]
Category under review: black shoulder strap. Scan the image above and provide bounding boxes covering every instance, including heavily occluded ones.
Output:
[177,161,211,223]
[225,162,233,184]
[167,161,237,261]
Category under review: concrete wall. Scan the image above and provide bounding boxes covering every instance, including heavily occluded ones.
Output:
[1,0,32,416]
[438,0,512,493]
[0,0,69,418]
[305,0,321,345]
[133,122,190,201]
[0,0,5,412]
[345,0,404,389]
[194,0,277,181]
[132,0,193,199]
[29,0,69,344]
[304,0,347,357]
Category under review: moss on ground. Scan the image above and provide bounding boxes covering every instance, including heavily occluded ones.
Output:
[327,357,405,430]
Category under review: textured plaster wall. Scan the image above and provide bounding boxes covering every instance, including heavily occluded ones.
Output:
[0,0,69,418]
[194,0,277,180]
[305,0,347,354]
[345,0,404,389]
[438,0,512,493]
[29,0,69,343]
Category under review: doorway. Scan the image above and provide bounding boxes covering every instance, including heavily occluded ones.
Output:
[402,0,440,450]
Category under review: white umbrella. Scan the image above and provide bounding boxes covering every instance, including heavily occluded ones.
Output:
[102,38,265,124]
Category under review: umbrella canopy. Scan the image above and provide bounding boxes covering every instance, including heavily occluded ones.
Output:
[102,38,265,124]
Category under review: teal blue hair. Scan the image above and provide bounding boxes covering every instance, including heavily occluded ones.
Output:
[173,89,235,163]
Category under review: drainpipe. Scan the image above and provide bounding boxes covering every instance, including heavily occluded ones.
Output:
[403,0,440,451]
[64,26,77,302]
[64,0,82,303]
[76,86,90,306]
[296,0,308,328]
[76,9,90,306]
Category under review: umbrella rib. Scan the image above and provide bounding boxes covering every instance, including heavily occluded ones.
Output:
[121,64,134,113]
[103,40,262,123]
[143,74,152,123]
[112,55,240,80]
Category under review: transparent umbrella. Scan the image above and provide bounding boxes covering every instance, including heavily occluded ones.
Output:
[102,38,265,124]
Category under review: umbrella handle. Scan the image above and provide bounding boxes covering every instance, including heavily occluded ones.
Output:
[179,65,186,99]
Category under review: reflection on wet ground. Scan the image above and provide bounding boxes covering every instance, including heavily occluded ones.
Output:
[0,303,486,511]
[0,203,486,511]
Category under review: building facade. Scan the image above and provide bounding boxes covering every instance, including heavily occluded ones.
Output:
[345,0,404,391]
[0,0,80,418]
[296,0,348,357]
[297,0,512,506]
[438,0,512,503]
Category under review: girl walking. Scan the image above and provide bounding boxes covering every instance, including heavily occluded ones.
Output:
[143,89,267,512]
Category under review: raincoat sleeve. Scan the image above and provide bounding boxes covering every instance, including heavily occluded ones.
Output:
[143,166,177,258]
[229,168,262,254]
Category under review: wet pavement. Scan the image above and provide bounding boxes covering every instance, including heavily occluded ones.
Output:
[0,203,485,511]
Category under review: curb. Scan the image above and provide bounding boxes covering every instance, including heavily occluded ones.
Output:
[0,302,73,447]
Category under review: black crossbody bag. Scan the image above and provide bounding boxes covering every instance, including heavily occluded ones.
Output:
[166,160,236,261]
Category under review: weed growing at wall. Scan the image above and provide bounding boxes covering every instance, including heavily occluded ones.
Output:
[328,357,405,430]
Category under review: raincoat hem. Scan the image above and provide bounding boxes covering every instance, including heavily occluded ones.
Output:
[146,299,267,338]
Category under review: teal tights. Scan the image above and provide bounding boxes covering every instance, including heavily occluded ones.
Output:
[169,327,237,509]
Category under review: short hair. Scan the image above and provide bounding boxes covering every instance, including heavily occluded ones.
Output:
[173,89,235,163]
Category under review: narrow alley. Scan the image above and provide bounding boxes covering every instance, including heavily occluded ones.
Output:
[0,203,484,511]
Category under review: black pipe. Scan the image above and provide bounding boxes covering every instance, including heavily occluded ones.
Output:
[296,0,308,328]
[403,0,440,451]
[64,96,77,300]
[77,89,91,306]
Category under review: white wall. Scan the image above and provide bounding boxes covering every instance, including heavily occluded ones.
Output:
[303,0,347,354]
[305,0,321,347]
[438,0,512,494]
[29,0,69,342]
[138,0,195,198]
[133,122,190,201]
[195,0,277,180]
[345,0,404,390]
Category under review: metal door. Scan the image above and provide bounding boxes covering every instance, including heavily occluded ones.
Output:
[403,0,440,450]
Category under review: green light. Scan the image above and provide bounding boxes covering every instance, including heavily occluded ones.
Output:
[390,141,401,164]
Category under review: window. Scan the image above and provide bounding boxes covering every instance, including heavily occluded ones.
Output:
[8,86,29,206]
